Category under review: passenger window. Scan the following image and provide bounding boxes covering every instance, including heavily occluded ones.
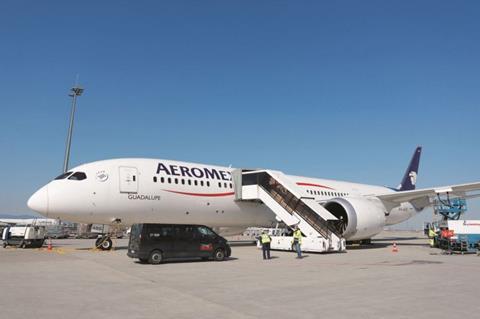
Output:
[160,226,173,238]
[161,177,165,183]
[194,180,198,186]
[200,181,204,186]
[207,181,210,187]
[181,179,185,185]
[218,182,222,188]
[175,178,178,184]
[182,226,197,239]
[68,172,87,181]
[230,183,232,189]
[54,172,73,180]
[188,180,191,185]
[153,176,157,182]
[224,183,227,188]
[168,178,171,183]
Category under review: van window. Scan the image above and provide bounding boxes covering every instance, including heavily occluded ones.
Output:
[131,224,143,238]
[197,226,216,237]
[148,225,173,239]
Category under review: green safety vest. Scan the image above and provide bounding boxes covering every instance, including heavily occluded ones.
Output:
[428,229,436,238]
[261,233,271,244]
[293,230,302,244]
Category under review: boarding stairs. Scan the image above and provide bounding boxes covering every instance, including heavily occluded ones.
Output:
[232,169,346,253]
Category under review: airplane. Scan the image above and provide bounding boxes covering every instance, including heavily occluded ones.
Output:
[27,146,480,250]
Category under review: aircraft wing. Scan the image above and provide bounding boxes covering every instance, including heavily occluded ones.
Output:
[376,182,480,210]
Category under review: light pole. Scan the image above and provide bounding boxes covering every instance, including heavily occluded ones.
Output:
[63,85,84,173]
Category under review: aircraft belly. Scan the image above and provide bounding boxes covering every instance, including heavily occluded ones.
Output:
[91,194,276,227]
[385,204,417,225]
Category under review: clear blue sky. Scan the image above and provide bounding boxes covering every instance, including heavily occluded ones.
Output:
[1,1,479,226]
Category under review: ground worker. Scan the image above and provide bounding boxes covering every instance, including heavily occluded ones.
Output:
[260,230,272,260]
[292,226,302,258]
[428,227,437,248]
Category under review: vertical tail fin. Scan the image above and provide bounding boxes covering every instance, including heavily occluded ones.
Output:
[397,146,422,191]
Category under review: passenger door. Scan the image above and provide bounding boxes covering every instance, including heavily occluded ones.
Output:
[173,225,191,258]
[146,225,174,258]
[119,166,138,193]
[196,226,215,257]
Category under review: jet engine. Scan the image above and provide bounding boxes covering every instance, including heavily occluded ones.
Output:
[323,197,387,241]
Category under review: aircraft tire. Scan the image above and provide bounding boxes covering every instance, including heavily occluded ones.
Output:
[100,237,113,251]
[148,250,163,265]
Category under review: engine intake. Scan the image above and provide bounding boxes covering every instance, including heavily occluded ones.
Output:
[323,197,386,241]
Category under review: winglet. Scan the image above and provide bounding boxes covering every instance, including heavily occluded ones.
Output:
[397,146,422,191]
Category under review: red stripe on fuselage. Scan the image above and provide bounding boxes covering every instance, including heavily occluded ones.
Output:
[296,182,335,190]
[163,190,235,197]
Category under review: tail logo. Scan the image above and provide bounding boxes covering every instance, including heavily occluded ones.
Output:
[409,171,417,186]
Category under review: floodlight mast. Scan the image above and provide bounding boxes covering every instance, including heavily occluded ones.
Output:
[63,86,84,173]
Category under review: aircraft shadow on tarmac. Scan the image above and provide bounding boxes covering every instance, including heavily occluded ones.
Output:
[374,237,420,241]
[74,245,129,251]
[134,256,239,265]
[347,242,429,250]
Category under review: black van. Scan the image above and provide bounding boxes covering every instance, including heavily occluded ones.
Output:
[127,224,231,264]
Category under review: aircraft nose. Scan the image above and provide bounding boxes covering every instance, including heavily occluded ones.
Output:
[27,185,49,215]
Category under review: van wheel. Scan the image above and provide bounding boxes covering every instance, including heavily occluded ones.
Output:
[149,250,163,264]
[214,249,225,261]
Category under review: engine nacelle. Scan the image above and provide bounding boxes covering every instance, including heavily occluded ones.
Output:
[323,197,387,241]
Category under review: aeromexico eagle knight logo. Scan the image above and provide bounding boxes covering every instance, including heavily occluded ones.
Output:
[96,171,109,182]
[409,171,417,186]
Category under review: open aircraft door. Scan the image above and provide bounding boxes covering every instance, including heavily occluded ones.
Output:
[119,166,139,193]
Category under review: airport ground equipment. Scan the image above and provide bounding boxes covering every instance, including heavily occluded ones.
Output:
[433,197,466,220]
[46,224,70,239]
[127,224,231,264]
[2,226,46,248]
[437,220,480,254]
[233,169,346,253]
[424,196,469,248]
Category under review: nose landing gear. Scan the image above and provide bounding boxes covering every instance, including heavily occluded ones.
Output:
[93,220,123,251]
[95,235,113,250]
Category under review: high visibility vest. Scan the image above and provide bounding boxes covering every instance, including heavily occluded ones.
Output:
[261,234,271,244]
[293,230,302,244]
[428,229,436,238]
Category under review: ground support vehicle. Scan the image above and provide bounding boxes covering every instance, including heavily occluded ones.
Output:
[127,224,231,264]
[255,227,345,253]
[438,220,480,254]
[2,226,46,248]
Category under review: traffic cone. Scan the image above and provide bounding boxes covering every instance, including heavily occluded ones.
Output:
[47,238,52,251]
[392,242,398,253]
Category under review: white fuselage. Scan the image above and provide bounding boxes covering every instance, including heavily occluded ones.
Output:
[27,158,419,240]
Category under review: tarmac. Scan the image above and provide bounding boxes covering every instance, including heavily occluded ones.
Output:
[1,231,479,319]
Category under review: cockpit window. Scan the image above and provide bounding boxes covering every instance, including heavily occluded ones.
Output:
[54,172,73,180]
[68,172,87,181]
